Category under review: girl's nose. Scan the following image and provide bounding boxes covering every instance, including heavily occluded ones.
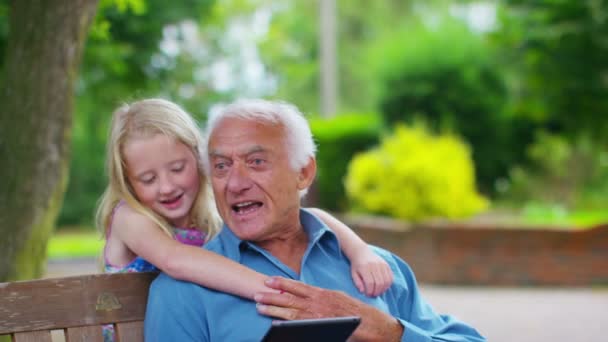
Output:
[158,175,176,195]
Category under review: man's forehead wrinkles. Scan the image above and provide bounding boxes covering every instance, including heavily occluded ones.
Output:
[209,149,226,158]
[210,144,268,158]
[246,145,266,154]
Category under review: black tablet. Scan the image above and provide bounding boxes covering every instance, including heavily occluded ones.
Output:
[260,316,361,342]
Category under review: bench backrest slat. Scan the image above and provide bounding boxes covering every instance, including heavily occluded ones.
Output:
[0,272,157,339]
[13,330,53,342]
[116,321,144,341]
[66,325,105,341]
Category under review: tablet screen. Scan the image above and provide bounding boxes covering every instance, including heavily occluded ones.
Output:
[260,316,361,342]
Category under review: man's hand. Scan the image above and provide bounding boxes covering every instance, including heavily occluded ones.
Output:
[254,277,404,341]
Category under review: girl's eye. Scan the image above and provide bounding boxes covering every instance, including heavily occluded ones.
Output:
[140,176,155,185]
[171,163,185,172]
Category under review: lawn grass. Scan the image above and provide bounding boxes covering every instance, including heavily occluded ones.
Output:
[521,203,608,228]
[47,229,103,259]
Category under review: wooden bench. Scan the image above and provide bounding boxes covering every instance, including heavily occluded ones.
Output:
[0,272,157,341]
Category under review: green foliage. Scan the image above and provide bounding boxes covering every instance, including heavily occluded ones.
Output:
[259,0,417,114]
[3,0,602,228]
[345,124,488,221]
[493,0,608,143]
[520,202,608,228]
[81,0,215,103]
[373,20,500,124]
[503,132,608,211]
[59,0,218,226]
[48,230,103,259]
[491,0,608,216]
[371,18,534,193]
[309,113,383,211]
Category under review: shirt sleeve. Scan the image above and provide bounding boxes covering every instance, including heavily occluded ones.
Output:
[144,273,209,342]
[374,248,486,342]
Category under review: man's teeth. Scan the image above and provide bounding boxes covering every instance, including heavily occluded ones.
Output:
[235,201,254,208]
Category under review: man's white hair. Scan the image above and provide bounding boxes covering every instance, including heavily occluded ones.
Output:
[203,99,317,197]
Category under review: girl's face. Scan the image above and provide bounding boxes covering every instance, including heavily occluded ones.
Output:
[123,133,201,227]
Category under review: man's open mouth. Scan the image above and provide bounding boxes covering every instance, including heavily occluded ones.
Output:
[232,201,263,214]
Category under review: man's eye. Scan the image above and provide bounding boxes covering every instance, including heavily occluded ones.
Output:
[251,158,265,166]
[214,162,226,170]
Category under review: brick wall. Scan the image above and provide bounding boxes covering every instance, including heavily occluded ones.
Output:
[343,215,608,286]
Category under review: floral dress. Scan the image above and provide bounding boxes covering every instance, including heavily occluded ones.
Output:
[102,202,207,341]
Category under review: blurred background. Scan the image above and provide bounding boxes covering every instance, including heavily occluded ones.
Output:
[2,0,607,341]
[19,0,608,231]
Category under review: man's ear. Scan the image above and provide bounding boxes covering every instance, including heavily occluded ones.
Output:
[297,157,317,190]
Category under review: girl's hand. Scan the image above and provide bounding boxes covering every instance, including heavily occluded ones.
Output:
[350,248,393,297]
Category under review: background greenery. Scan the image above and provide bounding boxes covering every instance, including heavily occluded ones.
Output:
[3,0,607,241]
[309,113,383,211]
[60,0,608,230]
[346,124,489,221]
[47,230,104,259]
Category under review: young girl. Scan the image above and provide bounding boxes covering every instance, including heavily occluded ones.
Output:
[97,99,392,338]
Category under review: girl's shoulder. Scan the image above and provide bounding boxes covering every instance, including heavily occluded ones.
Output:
[104,201,160,274]
[112,201,156,230]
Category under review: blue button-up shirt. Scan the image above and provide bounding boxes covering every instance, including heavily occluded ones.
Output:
[144,209,485,342]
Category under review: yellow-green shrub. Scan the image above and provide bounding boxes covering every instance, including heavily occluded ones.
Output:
[345,124,488,221]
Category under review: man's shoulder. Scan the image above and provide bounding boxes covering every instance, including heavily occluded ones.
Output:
[203,226,240,257]
[202,235,223,252]
[202,233,232,258]
[151,272,199,291]
[369,245,396,261]
[369,245,416,278]
[149,272,223,306]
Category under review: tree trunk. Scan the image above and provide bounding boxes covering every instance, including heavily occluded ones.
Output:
[0,0,99,281]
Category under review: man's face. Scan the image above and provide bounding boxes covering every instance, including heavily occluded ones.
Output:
[207,117,314,242]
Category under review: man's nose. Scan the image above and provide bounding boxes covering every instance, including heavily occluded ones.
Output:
[226,163,252,194]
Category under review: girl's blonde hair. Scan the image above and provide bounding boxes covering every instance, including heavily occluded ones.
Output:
[95,98,221,240]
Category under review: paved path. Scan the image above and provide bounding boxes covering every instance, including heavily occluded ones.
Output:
[421,285,608,342]
[45,258,101,278]
[47,258,608,342]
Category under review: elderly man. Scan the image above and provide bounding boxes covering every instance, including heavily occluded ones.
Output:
[144,99,485,341]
